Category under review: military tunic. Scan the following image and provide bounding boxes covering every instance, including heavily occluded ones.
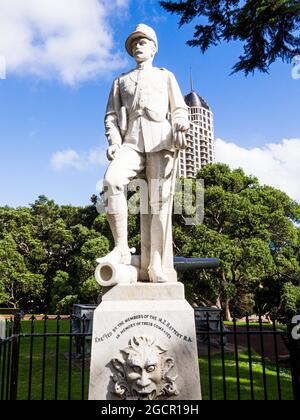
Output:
[105,66,188,153]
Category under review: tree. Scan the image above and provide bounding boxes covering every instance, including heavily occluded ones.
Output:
[0,235,44,309]
[160,0,300,74]
[74,237,110,284]
[50,270,76,314]
[173,164,300,320]
[0,198,115,313]
[281,282,300,313]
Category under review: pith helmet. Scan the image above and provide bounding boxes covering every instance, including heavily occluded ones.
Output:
[125,24,158,57]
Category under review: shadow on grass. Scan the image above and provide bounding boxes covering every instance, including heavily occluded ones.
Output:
[199,352,293,400]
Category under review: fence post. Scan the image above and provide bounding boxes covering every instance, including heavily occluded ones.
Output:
[9,313,22,401]
[287,314,300,401]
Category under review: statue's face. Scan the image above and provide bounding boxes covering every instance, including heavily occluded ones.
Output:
[125,351,162,399]
[131,37,156,63]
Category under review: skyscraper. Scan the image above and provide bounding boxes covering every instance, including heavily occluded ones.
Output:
[178,90,215,178]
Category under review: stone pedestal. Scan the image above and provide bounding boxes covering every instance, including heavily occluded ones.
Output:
[89,283,201,400]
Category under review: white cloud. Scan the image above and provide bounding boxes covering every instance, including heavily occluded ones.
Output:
[51,147,107,171]
[215,138,300,202]
[0,55,6,79]
[51,149,83,171]
[0,0,129,85]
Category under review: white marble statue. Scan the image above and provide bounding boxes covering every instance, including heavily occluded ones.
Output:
[97,24,189,284]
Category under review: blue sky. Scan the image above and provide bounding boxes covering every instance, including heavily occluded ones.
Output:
[0,0,299,207]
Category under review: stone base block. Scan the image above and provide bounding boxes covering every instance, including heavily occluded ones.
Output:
[89,283,201,401]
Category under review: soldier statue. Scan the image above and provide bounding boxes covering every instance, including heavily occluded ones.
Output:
[98,24,189,284]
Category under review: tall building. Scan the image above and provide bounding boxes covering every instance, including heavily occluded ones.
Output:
[178,90,215,178]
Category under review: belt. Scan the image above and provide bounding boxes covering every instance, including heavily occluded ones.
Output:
[129,109,169,123]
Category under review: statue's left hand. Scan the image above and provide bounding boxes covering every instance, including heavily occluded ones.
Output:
[175,121,190,132]
[174,130,187,150]
[174,121,189,150]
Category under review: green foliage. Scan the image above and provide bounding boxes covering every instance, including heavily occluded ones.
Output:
[79,277,101,305]
[281,282,300,314]
[0,234,44,309]
[51,271,74,312]
[160,0,300,74]
[175,164,300,319]
[56,295,79,315]
[0,196,111,313]
[74,237,110,282]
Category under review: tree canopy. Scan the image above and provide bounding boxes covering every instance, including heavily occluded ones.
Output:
[0,196,110,313]
[173,164,300,319]
[160,0,300,74]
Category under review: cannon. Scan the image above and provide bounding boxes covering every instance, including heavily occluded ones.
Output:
[95,256,220,287]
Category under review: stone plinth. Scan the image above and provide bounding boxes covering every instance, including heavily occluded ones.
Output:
[89,283,201,401]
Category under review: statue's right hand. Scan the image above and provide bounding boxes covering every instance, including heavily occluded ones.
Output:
[107,145,120,161]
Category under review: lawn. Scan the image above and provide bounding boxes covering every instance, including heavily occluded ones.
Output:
[199,352,293,400]
[16,319,89,400]
[3,320,293,400]
[224,322,288,331]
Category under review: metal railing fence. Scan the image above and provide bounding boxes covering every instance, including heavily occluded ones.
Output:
[0,312,299,401]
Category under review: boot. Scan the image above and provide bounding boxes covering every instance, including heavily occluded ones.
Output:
[96,243,132,265]
[148,250,168,283]
[96,194,132,265]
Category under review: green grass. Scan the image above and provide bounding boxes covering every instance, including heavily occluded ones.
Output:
[224,322,287,331]
[16,320,89,400]
[199,352,293,400]
[2,320,293,400]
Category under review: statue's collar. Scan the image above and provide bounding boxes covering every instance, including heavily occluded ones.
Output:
[128,63,155,82]
[136,61,154,71]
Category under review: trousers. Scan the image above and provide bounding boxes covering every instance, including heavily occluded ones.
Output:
[103,145,174,213]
